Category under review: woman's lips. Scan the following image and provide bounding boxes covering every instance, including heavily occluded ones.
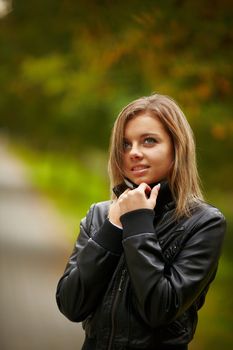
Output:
[131,165,150,175]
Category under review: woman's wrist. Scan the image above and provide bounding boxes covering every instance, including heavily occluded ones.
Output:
[108,219,122,230]
[120,209,155,238]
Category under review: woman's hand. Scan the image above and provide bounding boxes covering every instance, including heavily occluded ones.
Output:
[109,183,160,227]
[118,183,160,216]
[108,199,123,228]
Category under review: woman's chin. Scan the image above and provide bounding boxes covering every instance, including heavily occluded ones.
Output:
[132,178,150,186]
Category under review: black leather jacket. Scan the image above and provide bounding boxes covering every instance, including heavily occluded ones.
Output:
[56,186,226,350]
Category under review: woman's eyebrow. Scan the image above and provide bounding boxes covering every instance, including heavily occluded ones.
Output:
[140,132,161,138]
[124,132,161,140]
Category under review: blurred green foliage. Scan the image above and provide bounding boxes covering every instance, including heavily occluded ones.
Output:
[1,1,233,349]
[0,1,232,181]
[12,145,109,233]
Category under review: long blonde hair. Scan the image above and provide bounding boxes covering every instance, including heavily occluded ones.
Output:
[108,93,204,218]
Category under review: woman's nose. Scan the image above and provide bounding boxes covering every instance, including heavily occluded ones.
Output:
[129,144,143,159]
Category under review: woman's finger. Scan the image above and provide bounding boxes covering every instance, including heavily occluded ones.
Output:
[149,183,160,205]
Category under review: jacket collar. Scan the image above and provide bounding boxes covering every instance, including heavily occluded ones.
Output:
[152,181,175,217]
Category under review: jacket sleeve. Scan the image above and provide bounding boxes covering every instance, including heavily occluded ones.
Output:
[56,203,123,322]
[120,206,226,327]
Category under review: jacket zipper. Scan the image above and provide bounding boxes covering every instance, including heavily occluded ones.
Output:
[107,268,126,350]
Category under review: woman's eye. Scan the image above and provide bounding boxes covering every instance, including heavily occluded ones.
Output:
[144,137,156,145]
[123,140,131,150]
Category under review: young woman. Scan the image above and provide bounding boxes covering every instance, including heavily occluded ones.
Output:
[56,94,226,350]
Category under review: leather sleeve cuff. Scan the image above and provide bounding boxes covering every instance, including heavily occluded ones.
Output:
[92,219,123,255]
[120,209,155,238]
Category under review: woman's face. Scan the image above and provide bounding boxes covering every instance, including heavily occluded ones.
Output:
[122,112,174,185]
